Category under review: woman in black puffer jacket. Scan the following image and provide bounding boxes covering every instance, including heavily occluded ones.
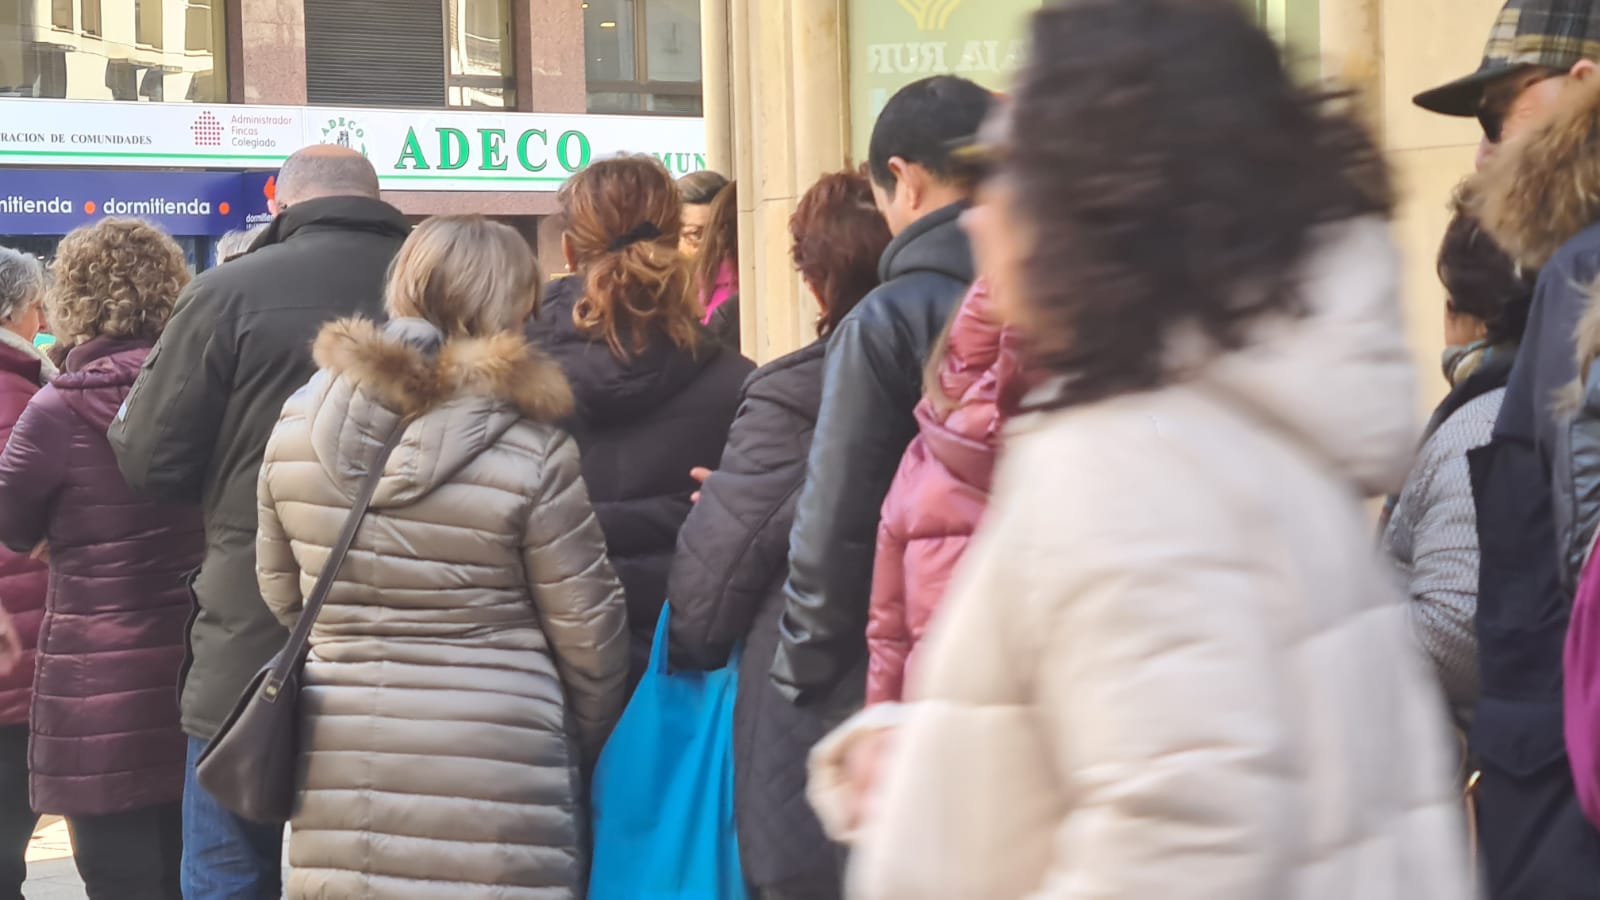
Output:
[666,170,893,900]
[529,155,752,676]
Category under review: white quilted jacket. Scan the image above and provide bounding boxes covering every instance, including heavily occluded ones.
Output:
[820,218,1473,900]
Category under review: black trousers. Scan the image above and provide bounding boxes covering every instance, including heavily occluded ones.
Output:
[760,888,843,900]
[67,802,183,900]
[0,725,37,900]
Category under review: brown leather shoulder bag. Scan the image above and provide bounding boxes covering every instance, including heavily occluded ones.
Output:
[196,425,404,823]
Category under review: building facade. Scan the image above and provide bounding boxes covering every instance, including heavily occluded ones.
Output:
[713,0,1490,417]
[0,0,710,272]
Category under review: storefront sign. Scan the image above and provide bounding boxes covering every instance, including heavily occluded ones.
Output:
[307,107,708,191]
[0,169,266,235]
[848,0,1040,156]
[0,99,707,193]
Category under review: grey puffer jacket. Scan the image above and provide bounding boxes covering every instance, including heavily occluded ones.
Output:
[257,317,629,899]
[1382,356,1509,728]
[1559,293,1600,593]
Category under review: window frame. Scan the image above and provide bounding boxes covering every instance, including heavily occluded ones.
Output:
[442,0,515,109]
[586,0,704,116]
[81,0,102,38]
[134,0,165,50]
[50,0,74,31]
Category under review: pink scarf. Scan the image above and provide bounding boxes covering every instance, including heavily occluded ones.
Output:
[701,260,737,324]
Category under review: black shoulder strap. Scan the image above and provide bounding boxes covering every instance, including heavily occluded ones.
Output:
[262,424,405,699]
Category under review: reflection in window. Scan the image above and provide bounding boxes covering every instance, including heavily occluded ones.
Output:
[586,0,703,116]
[0,0,227,101]
[644,0,698,83]
[185,0,212,51]
[81,0,101,37]
[135,0,162,48]
[446,0,513,108]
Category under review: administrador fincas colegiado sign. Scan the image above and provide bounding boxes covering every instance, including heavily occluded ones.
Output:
[0,98,708,192]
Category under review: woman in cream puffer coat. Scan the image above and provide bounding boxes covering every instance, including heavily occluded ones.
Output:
[810,4,1471,898]
[256,216,629,899]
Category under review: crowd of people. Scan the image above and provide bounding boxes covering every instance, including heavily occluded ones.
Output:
[8,0,1600,896]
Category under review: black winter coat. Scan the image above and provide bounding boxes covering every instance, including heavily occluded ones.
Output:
[707,294,741,354]
[668,340,841,896]
[531,276,752,672]
[1469,218,1600,899]
[771,202,973,707]
[109,196,409,739]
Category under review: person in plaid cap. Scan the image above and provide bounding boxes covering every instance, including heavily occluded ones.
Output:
[1417,2,1600,898]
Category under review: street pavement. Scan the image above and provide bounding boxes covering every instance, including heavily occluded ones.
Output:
[23,819,85,899]
[22,816,291,898]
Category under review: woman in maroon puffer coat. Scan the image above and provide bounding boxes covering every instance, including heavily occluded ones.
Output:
[865,278,1026,704]
[0,219,202,899]
[0,246,52,900]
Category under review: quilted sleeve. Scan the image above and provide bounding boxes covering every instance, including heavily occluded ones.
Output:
[865,502,913,705]
[255,440,303,629]
[668,369,811,670]
[522,429,630,759]
[0,390,68,553]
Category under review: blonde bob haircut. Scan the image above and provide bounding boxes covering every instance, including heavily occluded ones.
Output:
[385,216,542,337]
[48,218,190,347]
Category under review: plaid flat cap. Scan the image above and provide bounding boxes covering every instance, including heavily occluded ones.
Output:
[1415,0,1600,115]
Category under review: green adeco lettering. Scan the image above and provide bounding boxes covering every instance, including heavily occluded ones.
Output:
[394,126,594,176]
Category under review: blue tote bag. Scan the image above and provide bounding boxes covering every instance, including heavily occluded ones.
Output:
[589,605,747,900]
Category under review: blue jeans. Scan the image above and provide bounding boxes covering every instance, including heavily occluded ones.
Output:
[181,736,283,900]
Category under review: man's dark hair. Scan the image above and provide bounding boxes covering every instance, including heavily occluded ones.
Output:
[867,76,994,192]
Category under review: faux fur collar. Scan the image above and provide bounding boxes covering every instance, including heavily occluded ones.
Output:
[1472,73,1600,270]
[312,317,574,423]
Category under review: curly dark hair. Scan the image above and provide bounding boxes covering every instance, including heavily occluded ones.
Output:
[1010,0,1393,410]
[1438,203,1534,346]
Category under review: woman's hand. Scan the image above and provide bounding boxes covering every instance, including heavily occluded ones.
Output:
[690,467,712,504]
[843,725,897,833]
[808,705,906,841]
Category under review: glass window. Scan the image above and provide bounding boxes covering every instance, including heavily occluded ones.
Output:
[446,0,514,108]
[135,0,162,48]
[184,0,211,51]
[81,0,101,37]
[586,0,703,116]
[643,0,697,83]
[0,0,226,101]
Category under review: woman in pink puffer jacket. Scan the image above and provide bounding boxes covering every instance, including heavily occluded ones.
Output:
[865,278,1024,703]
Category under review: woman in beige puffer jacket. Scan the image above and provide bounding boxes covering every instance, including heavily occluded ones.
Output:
[256,216,629,899]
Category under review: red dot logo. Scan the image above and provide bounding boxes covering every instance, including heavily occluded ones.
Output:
[219,202,231,215]
[83,201,97,215]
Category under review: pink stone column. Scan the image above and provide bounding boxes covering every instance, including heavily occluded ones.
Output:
[516,0,588,113]
[227,0,307,105]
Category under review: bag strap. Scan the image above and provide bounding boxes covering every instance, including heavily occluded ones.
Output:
[262,424,406,700]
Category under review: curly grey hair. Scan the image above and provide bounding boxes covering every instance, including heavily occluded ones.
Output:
[0,247,45,325]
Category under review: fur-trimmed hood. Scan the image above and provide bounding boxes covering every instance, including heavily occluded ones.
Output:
[1472,73,1600,271]
[296,317,575,505]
